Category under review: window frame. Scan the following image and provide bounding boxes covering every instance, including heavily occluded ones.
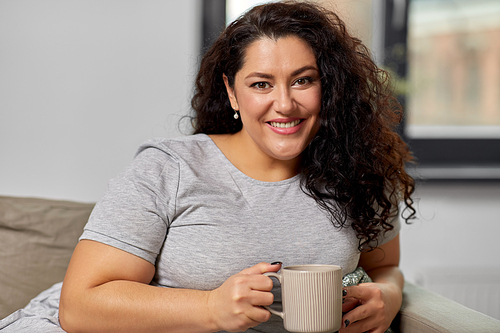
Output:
[201,0,226,54]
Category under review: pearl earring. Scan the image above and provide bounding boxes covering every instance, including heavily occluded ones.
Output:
[233,110,239,119]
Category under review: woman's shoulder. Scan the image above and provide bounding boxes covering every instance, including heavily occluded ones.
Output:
[135,134,215,161]
[111,134,220,200]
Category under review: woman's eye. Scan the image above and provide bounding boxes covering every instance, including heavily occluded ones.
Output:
[294,77,312,86]
[252,82,270,89]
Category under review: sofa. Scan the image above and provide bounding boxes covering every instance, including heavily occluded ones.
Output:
[1,195,500,332]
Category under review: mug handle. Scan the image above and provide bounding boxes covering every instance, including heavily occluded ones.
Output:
[263,272,284,318]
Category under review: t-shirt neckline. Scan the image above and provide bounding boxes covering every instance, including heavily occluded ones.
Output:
[200,134,302,187]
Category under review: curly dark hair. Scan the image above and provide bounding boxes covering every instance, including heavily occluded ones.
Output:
[191,1,415,251]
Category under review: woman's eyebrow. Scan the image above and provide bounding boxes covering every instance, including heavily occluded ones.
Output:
[245,72,274,79]
[291,65,319,77]
[245,65,319,80]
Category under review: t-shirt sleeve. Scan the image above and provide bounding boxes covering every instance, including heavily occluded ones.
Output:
[80,143,179,265]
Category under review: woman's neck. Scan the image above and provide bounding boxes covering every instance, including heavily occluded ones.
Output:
[208,133,301,182]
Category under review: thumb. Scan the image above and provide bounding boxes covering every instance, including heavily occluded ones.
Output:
[241,261,282,275]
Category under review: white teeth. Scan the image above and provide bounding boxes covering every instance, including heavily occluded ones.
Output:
[269,120,301,128]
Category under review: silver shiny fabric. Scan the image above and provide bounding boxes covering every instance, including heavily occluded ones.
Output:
[343,266,373,287]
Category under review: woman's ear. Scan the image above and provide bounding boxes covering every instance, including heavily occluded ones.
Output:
[223,74,239,110]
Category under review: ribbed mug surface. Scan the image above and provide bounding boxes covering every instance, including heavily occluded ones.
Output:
[281,265,342,333]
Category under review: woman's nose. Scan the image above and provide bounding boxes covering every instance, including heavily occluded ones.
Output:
[273,87,295,114]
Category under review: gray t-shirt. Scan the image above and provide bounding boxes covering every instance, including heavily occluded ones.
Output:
[80,134,400,333]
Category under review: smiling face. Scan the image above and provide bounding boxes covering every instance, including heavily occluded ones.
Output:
[223,35,322,166]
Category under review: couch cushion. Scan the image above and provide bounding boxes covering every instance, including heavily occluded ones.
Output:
[399,282,500,332]
[0,196,94,319]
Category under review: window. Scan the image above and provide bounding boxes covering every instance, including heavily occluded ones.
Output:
[401,0,500,180]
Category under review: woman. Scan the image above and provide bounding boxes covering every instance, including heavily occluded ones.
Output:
[2,2,415,333]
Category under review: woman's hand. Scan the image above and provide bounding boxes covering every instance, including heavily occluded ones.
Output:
[340,281,402,333]
[341,235,404,333]
[207,262,281,332]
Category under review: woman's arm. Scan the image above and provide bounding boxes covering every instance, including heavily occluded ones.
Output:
[340,234,404,333]
[59,240,279,333]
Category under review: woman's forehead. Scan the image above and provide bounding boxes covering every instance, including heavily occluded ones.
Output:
[237,36,317,77]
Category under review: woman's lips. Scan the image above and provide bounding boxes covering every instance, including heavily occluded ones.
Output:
[266,119,304,134]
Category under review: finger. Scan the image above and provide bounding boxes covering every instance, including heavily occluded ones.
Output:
[249,274,276,292]
[341,304,372,331]
[246,304,272,324]
[231,274,274,293]
[249,289,274,307]
[343,283,373,301]
[341,297,359,313]
[341,315,380,333]
[345,301,371,321]
[240,262,282,275]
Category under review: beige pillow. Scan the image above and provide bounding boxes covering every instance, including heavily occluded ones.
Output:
[0,196,94,318]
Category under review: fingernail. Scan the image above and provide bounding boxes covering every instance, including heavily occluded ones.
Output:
[342,289,347,297]
[271,261,282,265]
[344,319,350,328]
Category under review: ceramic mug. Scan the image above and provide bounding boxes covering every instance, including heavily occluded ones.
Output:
[264,264,342,333]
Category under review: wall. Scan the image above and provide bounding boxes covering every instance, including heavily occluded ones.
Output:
[0,0,201,202]
[400,181,500,281]
[400,181,500,319]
